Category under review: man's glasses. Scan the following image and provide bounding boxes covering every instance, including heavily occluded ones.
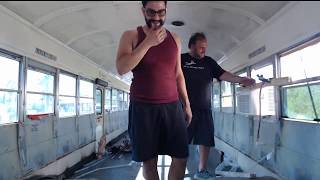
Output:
[145,8,166,17]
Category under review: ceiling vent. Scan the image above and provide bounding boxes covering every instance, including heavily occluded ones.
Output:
[248,46,266,59]
[171,20,185,27]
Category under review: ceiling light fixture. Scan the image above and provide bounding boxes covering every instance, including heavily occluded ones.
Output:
[171,20,185,26]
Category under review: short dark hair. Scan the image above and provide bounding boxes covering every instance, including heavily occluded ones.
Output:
[188,32,207,48]
[142,1,167,7]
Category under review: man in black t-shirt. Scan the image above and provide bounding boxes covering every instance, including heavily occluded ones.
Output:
[181,32,255,179]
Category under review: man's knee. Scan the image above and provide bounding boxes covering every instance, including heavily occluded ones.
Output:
[143,158,158,179]
[143,157,158,169]
[169,157,187,180]
[171,157,187,167]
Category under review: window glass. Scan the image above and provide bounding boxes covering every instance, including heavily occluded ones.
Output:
[213,83,220,111]
[112,89,118,111]
[283,83,320,120]
[96,89,102,114]
[59,74,76,96]
[280,39,320,81]
[221,81,232,96]
[105,89,111,111]
[26,94,54,114]
[27,70,54,94]
[80,98,94,115]
[0,56,19,90]
[59,96,76,117]
[118,90,124,110]
[0,91,18,123]
[124,93,128,110]
[80,80,93,98]
[251,64,274,83]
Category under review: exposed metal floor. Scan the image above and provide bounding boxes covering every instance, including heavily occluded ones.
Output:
[68,137,278,180]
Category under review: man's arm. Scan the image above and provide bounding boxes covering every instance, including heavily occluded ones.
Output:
[219,71,255,87]
[209,58,255,87]
[116,30,151,75]
[172,32,192,125]
[116,28,167,75]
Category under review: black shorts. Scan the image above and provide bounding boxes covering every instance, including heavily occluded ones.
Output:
[128,100,189,162]
[188,109,215,147]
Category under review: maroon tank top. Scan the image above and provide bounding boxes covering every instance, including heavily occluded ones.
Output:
[130,26,179,103]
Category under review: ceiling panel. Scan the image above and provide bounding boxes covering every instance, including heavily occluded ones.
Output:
[0,1,290,84]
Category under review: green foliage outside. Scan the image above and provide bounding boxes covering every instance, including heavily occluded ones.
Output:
[285,84,320,120]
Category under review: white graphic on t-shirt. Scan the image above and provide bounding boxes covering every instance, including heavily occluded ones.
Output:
[184,60,204,69]
[185,60,196,66]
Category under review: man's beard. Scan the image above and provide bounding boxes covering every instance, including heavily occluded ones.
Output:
[145,18,164,29]
[193,52,203,59]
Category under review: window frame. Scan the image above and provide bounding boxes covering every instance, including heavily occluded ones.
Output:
[95,88,103,115]
[111,88,119,112]
[280,78,320,121]
[79,78,94,116]
[212,81,221,112]
[277,34,320,122]
[123,92,129,110]
[25,58,56,116]
[118,90,125,111]
[58,71,77,118]
[250,55,276,83]
[243,55,277,116]
[0,49,23,125]
[278,37,320,85]
[105,88,112,112]
[234,68,250,114]
[220,81,234,113]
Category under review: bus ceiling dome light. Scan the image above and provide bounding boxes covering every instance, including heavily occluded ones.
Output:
[171,20,185,26]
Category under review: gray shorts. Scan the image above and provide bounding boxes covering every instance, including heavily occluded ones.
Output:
[187,109,215,147]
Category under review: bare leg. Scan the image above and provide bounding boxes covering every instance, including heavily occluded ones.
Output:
[168,157,187,180]
[143,157,159,180]
[199,145,210,171]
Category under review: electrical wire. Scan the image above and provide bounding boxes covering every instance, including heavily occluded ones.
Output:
[299,55,319,121]
[74,161,138,179]
[257,81,265,141]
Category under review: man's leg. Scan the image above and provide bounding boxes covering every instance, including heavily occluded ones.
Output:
[198,145,210,171]
[193,109,215,179]
[129,101,161,179]
[163,101,189,180]
[168,157,187,180]
[143,157,159,180]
